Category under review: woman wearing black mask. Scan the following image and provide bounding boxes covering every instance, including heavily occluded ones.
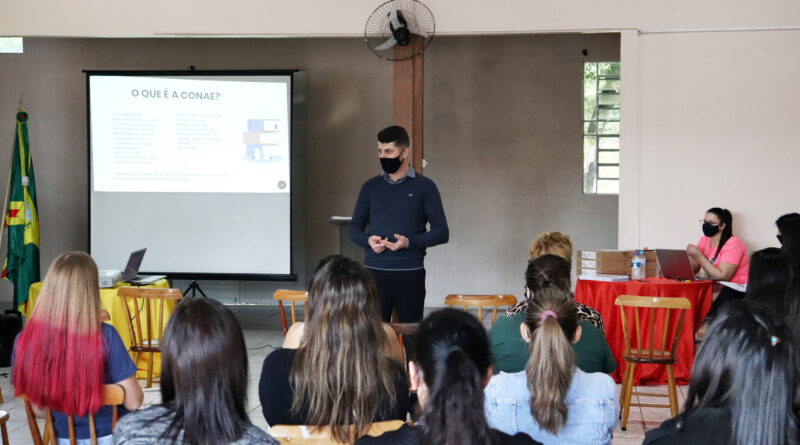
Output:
[686,207,749,319]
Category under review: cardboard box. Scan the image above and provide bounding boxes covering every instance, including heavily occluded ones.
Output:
[578,249,658,277]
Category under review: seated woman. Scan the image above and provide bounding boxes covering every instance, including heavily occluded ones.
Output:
[686,207,749,319]
[743,247,793,321]
[644,301,799,445]
[777,212,800,369]
[489,255,615,375]
[114,298,277,444]
[505,232,603,334]
[282,255,403,362]
[12,252,143,445]
[485,287,618,445]
[357,308,540,445]
[259,256,409,443]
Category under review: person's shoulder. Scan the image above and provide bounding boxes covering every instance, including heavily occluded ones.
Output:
[362,175,384,188]
[413,173,439,188]
[101,322,122,340]
[724,236,745,249]
[643,408,730,445]
[355,424,417,445]
[238,423,280,444]
[114,405,171,441]
[263,347,295,367]
[571,367,616,396]
[489,312,524,335]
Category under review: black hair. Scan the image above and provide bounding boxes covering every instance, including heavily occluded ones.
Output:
[684,300,799,445]
[776,213,800,276]
[744,248,793,321]
[706,208,733,261]
[525,254,572,296]
[377,125,410,149]
[413,309,497,445]
[159,298,251,445]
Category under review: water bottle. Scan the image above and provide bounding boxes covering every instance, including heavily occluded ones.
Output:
[639,250,647,278]
[631,250,644,279]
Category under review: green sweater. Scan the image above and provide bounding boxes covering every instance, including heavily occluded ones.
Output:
[489,313,617,375]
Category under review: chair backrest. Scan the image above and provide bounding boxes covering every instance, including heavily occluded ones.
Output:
[387,322,420,366]
[269,420,406,444]
[444,294,518,324]
[614,295,692,363]
[273,289,309,335]
[21,384,125,445]
[117,287,183,351]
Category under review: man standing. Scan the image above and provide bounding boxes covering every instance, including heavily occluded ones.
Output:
[349,125,449,322]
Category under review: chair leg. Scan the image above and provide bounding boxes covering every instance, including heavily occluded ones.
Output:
[277,301,288,336]
[666,364,679,416]
[620,362,636,431]
[1,422,8,445]
[0,386,4,404]
[146,352,154,388]
[619,362,633,416]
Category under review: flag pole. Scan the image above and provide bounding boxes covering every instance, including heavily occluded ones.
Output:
[0,101,21,236]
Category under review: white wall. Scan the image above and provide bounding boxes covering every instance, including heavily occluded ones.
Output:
[619,29,800,254]
[1,0,798,37]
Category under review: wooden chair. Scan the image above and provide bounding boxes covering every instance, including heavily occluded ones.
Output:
[444,294,517,325]
[273,289,308,336]
[117,287,183,388]
[21,384,124,445]
[269,420,405,444]
[615,295,692,431]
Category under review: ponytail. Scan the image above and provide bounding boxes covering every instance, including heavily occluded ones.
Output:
[413,309,497,445]
[418,347,496,445]
[524,288,579,434]
[707,208,733,262]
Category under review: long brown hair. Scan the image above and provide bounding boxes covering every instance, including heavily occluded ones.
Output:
[13,251,104,416]
[524,287,579,434]
[289,256,399,442]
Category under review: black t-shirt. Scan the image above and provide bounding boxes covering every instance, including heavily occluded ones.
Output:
[354,424,541,445]
[259,348,409,426]
[643,407,731,445]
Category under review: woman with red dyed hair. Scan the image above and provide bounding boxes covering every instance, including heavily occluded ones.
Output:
[12,251,143,444]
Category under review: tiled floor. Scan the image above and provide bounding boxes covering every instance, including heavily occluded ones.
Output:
[0,305,681,444]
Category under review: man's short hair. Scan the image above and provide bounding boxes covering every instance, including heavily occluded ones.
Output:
[377,125,410,149]
[529,231,573,266]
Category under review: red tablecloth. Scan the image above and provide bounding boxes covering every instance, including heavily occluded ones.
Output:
[575,277,713,385]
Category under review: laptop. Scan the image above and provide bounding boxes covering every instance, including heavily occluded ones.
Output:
[121,248,166,285]
[655,249,700,281]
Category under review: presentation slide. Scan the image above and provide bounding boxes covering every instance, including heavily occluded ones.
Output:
[90,75,291,193]
[88,72,296,277]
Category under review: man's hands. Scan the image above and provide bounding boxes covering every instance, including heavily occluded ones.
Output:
[368,234,409,253]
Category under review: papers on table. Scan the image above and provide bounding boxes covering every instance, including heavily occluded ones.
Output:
[578,274,630,282]
[718,281,746,292]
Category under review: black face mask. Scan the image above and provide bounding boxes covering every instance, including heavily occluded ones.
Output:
[702,222,720,237]
[380,154,404,174]
[778,235,784,245]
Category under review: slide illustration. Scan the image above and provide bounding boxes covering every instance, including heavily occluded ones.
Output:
[243,119,282,162]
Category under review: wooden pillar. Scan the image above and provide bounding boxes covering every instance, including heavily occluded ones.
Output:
[393,36,424,173]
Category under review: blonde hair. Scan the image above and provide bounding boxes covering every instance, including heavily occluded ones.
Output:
[524,287,578,434]
[529,232,573,266]
[31,251,102,332]
[290,257,399,443]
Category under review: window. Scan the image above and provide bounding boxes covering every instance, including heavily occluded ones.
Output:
[583,62,619,194]
[0,37,23,53]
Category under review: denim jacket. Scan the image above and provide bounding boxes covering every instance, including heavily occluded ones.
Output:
[484,368,618,445]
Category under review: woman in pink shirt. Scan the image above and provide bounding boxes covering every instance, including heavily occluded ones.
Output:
[686,207,749,319]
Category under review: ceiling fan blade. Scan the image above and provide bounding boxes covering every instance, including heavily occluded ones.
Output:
[375,37,398,51]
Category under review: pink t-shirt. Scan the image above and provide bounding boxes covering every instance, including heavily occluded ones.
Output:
[697,235,749,285]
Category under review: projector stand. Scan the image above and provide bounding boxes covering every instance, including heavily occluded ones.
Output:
[183,280,208,298]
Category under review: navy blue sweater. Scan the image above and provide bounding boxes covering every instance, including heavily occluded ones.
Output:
[349,173,449,270]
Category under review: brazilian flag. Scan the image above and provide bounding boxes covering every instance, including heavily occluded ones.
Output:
[2,109,40,309]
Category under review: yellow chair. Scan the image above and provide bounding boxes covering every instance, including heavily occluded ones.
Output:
[273,289,309,336]
[21,384,124,445]
[615,295,691,430]
[117,287,183,388]
[444,294,517,325]
[269,420,406,444]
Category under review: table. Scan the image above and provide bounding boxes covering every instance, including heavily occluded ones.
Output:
[25,280,175,379]
[575,277,713,385]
